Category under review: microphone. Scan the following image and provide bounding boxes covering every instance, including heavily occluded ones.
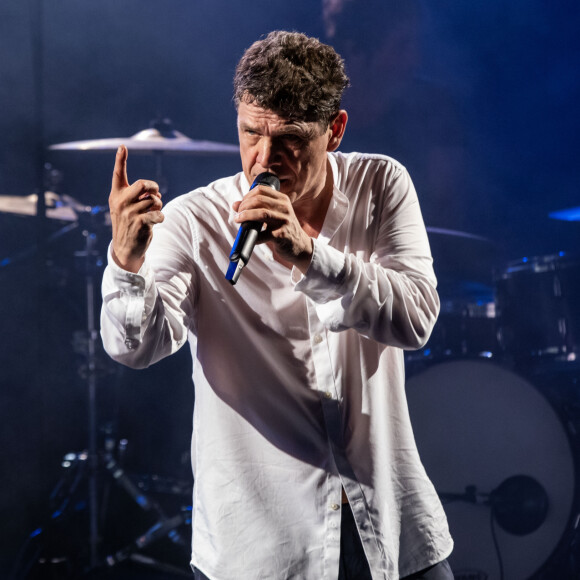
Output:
[225,172,280,285]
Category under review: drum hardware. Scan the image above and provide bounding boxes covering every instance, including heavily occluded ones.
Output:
[0,220,78,270]
[134,473,194,497]
[0,161,108,222]
[495,252,580,361]
[405,298,497,367]
[439,476,551,580]
[110,552,193,577]
[0,191,111,270]
[9,225,105,578]
[8,223,191,578]
[49,118,240,195]
[0,191,80,222]
[490,475,549,537]
[406,360,579,580]
[11,5,198,568]
[5,120,236,574]
[426,226,491,242]
[408,226,501,365]
[48,118,240,156]
[104,506,192,571]
[10,443,192,578]
[101,442,192,571]
[425,226,499,297]
[438,475,549,537]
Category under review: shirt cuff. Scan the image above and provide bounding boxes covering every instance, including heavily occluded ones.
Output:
[106,243,153,297]
[293,238,347,302]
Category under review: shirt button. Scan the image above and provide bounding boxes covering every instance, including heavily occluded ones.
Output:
[324,391,333,399]
[330,503,340,511]
[313,334,323,344]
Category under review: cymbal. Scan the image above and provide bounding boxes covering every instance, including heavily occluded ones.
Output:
[425,226,497,302]
[0,191,107,222]
[426,226,490,242]
[549,206,580,222]
[49,128,240,155]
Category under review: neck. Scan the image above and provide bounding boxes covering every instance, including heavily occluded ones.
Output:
[294,159,334,237]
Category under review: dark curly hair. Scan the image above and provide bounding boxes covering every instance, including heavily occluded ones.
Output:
[233,31,350,128]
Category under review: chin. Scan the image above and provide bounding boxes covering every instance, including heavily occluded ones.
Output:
[279,181,297,198]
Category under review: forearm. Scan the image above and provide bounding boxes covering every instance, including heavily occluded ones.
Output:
[100,247,189,369]
[295,240,439,348]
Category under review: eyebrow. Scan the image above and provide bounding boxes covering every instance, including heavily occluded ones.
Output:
[238,120,319,140]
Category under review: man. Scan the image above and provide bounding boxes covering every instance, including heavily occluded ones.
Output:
[101,31,453,579]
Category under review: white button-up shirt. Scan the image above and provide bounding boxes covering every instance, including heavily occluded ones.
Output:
[101,151,453,579]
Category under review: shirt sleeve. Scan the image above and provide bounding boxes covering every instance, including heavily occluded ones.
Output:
[100,203,197,369]
[293,163,439,350]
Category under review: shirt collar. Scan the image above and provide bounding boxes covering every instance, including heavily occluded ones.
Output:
[318,153,349,244]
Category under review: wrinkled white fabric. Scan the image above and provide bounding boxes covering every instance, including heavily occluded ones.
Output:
[101,151,452,579]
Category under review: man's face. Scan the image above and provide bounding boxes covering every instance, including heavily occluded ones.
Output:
[237,101,336,205]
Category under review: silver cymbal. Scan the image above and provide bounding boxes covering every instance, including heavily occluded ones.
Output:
[426,226,490,242]
[0,191,108,222]
[426,226,497,302]
[49,128,240,155]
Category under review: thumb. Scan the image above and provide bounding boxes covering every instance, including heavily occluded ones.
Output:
[112,145,129,190]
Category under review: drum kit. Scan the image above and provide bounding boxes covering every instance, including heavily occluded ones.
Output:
[3,125,579,578]
[406,223,580,577]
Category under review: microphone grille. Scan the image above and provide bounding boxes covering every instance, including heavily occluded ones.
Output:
[251,172,280,191]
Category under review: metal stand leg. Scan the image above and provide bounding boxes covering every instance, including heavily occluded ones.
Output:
[82,229,100,568]
[10,225,192,578]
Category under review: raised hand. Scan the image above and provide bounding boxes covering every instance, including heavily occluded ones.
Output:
[108,145,164,272]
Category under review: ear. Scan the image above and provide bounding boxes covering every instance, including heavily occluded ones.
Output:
[326,110,348,152]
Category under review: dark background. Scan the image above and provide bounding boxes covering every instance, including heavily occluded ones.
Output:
[1,0,579,577]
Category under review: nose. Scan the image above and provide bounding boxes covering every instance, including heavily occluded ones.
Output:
[256,138,279,169]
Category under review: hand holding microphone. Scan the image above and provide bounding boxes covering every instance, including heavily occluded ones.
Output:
[226,172,280,285]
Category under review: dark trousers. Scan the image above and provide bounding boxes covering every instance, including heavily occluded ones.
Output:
[194,503,454,579]
[339,502,453,580]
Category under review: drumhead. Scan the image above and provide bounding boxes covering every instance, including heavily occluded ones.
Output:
[406,360,576,580]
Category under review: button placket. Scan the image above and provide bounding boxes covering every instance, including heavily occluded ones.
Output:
[326,498,342,544]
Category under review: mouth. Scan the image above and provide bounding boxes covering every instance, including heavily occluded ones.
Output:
[252,173,291,188]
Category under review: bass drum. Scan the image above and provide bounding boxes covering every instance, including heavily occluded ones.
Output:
[406,360,577,580]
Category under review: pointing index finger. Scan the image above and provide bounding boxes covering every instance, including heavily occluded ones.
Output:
[112,145,129,190]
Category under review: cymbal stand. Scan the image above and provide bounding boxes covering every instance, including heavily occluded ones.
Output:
[79,227,100,567]
[10,217,192,577]
[100,439,191,569]
[80,222,191,572]
[8,221,104,578]
[0,220,78,270]
[76,222,191,570]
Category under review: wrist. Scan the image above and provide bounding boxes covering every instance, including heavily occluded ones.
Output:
[294,237,314,275]
[111,247,144,273]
